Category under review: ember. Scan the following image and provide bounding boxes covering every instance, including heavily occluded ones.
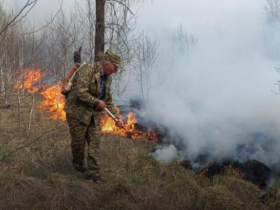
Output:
[226,165,245,177]
[199,159,216,176]
[191,159,271,189]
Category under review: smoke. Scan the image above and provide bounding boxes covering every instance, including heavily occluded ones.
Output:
[7,0,280,170]
[132,0,280,170]
[152,145,178,164]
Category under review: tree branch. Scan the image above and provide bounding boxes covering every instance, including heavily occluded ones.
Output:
[106,0,135,16]
[0,0,39,37]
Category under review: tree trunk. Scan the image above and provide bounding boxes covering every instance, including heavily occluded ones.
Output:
[94,0,105,62]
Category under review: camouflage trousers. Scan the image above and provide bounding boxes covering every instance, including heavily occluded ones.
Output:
[66,112,101,176]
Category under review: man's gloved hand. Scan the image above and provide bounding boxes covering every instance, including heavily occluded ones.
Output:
[74,46,82,64]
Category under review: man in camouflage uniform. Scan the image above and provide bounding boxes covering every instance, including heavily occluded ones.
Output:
[64,49,123,183]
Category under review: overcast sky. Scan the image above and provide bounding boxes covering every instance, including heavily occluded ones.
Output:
[3,0,74,23]
[4,0,280,168]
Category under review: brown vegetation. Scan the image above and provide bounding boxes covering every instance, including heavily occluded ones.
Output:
[0,98,280,210]
[2,1,280,209]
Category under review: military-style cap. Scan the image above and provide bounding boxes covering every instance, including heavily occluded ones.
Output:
[99,50,122,69]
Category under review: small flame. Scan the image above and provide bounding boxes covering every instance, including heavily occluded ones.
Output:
[227,165,245,177]
[199,159,216,176]
[199,160,245,178]
[101,109,158,140]
[199,168,209,176]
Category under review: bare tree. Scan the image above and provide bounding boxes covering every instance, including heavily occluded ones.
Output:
[47,9,81,81]
[60,0,148,96]
[94,0,105,62]
[263,0,280,91]
[95,0,145,62]
[0,0,39,36]
[134,34,159,102]
[0,5,21,106]
[265,0,280,23]
[0,0,152,108]
[171,24,198,54]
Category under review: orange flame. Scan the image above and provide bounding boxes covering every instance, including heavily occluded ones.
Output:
[14,69,42,93]
[199,168,209,176]
[39,82,66,121]
[13,69,158,140]
[227,165,244,177]
[199,159,216,176]
[101,109,158,140]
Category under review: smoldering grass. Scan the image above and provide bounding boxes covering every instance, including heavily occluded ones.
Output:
[0,101,279,210]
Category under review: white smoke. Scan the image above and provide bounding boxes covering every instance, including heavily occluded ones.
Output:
[152,145,178,164]
[132,0,280,170]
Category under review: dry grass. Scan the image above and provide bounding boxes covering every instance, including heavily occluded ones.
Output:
[0,99,279,210]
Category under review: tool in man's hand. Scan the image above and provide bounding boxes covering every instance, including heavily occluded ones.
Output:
[61,46,84,96]
[104,107,125,129]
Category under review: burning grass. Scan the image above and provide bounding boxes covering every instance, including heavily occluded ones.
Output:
[11,68,159,140]
[0,99,280,209]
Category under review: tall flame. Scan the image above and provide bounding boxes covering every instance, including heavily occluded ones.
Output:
[38,82,66,121]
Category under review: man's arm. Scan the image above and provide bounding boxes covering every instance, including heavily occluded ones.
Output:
[75,64,101,107]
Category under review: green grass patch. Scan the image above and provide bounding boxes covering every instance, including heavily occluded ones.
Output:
[138,151,153,161]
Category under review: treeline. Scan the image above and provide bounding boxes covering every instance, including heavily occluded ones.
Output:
[0,0,141,106]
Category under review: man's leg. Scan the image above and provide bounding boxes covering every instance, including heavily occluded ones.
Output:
[67,115,88,172]
[86,113,102,179]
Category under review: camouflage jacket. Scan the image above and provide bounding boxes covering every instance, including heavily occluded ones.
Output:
[64,62,118,125]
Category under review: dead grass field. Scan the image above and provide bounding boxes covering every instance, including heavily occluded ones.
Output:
[0,98,279,210]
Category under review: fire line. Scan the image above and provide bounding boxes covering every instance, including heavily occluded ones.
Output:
[13,69,158,140]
